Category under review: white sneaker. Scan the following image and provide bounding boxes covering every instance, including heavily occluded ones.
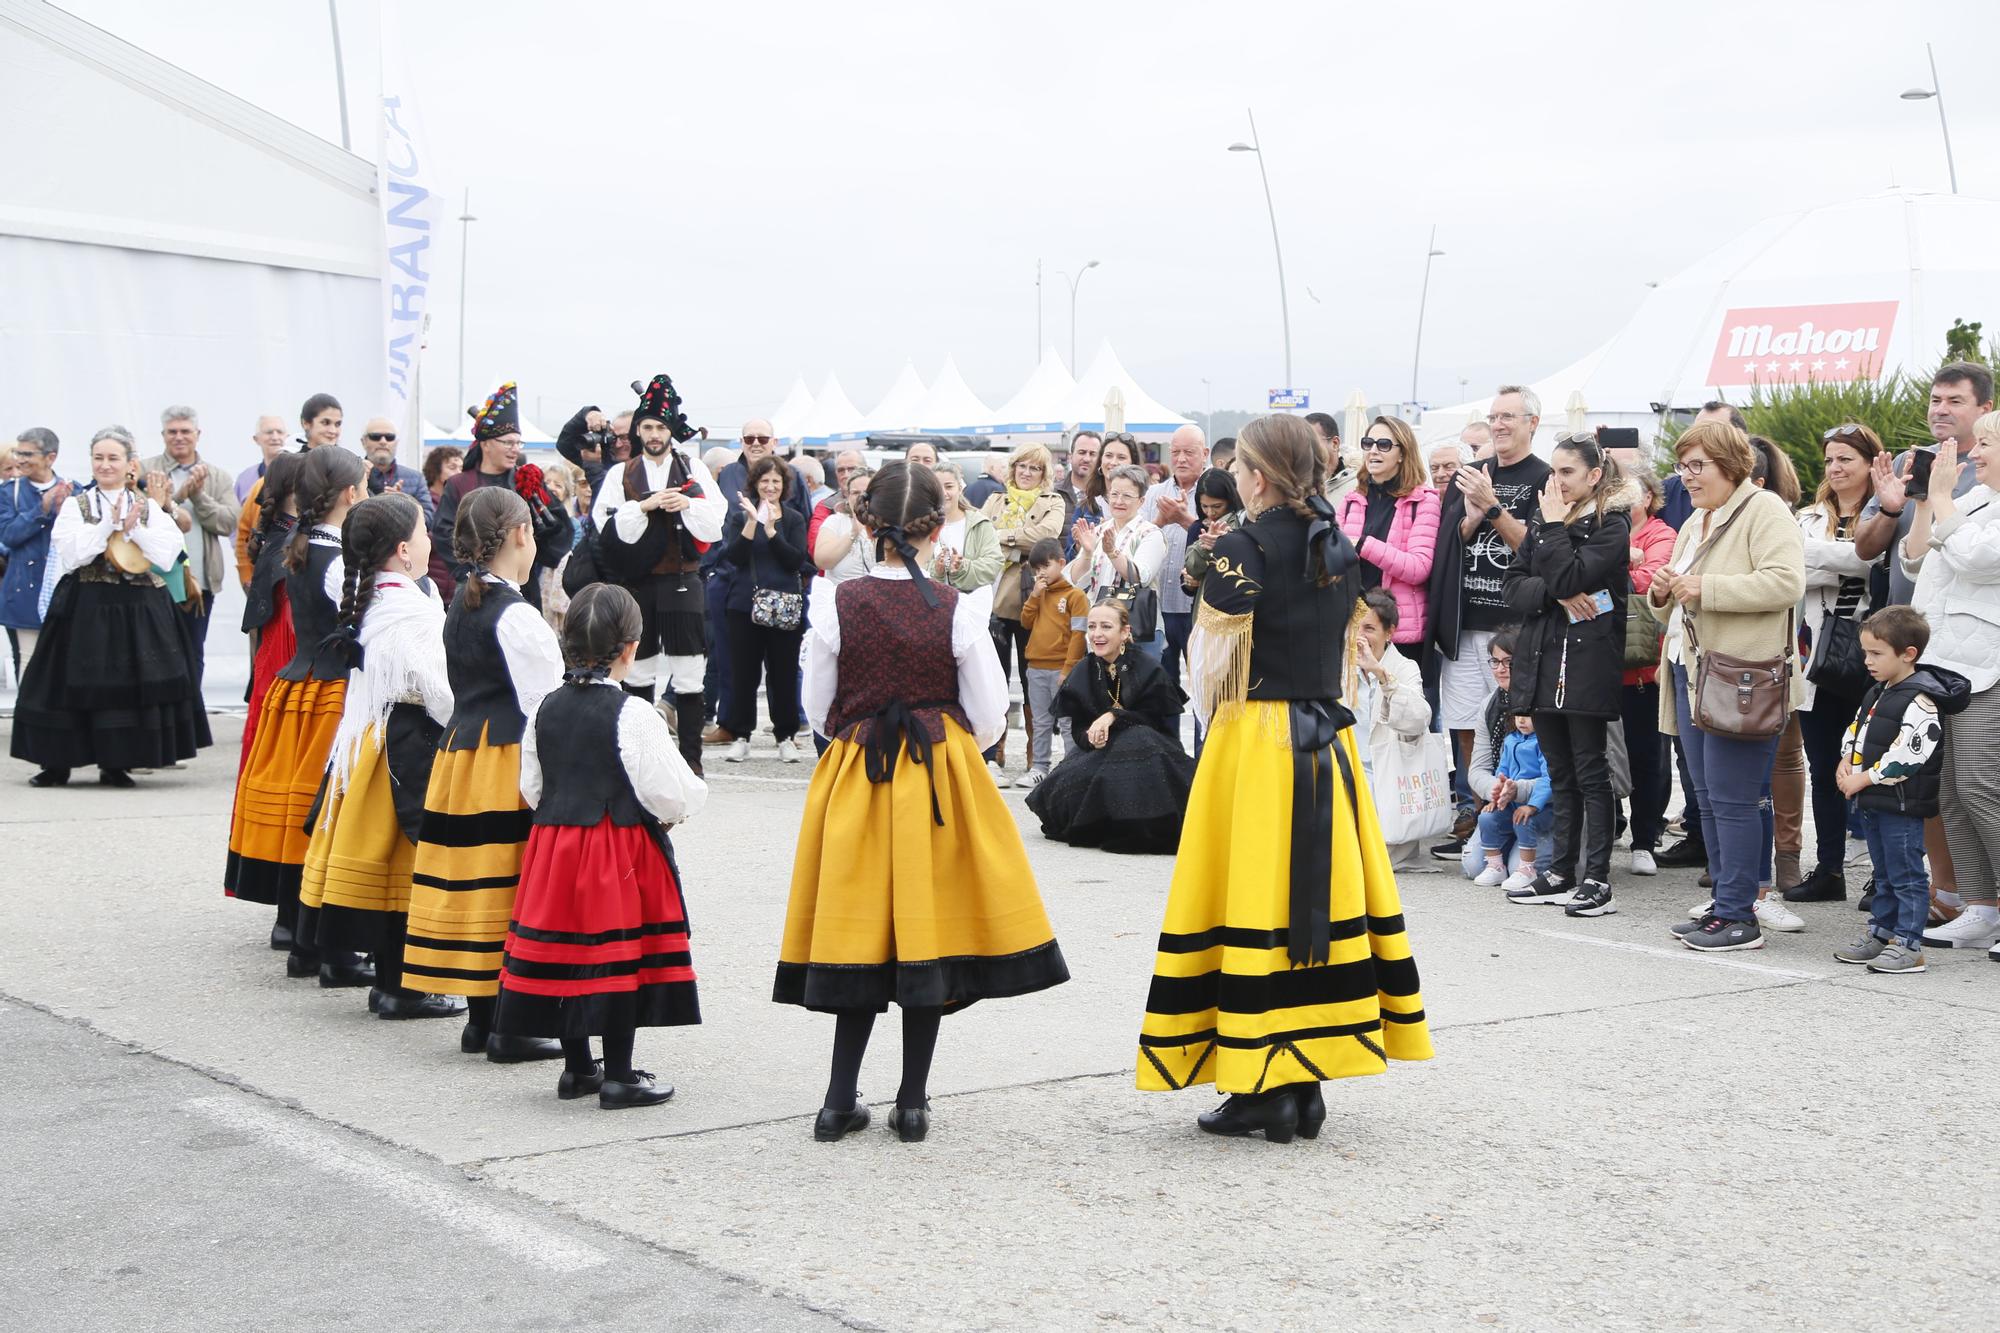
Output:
[1844,837,1870,866]
[1753,896,1805,933]
[777,739,801,764]
[1630,849,1658,877]
[724,738,750,763]
[1922,910,2000,951]
[1472,864,1507,887]
[1499,871,1535,893]
[1014,769,1046,790]
[1687,897,1713,920]
[986,760,1007,783]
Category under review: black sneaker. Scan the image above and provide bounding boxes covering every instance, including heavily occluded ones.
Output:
[1668,917,1705,938]
[1430,837,1466,863]
[1563,879,1617,917]
[1855,876,1875,913]
[1682,914,1764,952]
[1506,871,1572,906]
[1655,837,1708,869]
[1781,865,1845,903]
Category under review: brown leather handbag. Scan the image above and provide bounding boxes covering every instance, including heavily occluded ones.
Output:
[1685,609,1792,740]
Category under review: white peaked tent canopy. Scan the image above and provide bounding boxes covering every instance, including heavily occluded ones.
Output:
[909,356,993,433]
[1420,188,2000,446]
[798,374,866,444]
[859,361,929,433]
[1062,343,1190,433]
[422,419,466,445]
[769,376,814,441]
[982,345,1079,435]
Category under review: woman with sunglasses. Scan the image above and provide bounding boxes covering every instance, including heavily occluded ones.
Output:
[1335,417,1440,649]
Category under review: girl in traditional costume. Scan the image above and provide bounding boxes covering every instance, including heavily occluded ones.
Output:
[777,462,1069,1142]
[497,584,705,1108]
[1137,414,1432,1143]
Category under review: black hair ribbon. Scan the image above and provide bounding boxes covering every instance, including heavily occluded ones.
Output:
[874,524,941,609]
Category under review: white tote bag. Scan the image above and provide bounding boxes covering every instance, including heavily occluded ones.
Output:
[1370,730,1455,846]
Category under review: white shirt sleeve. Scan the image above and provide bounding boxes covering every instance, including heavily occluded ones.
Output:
[680,453,725,545]
[617,693,708,825]
[52,493,113,575]
[321,550,347,609]
[802,576,842,738]
[412,587,455,726]
[954,590,1009,748]
[134,495,190,567]
[496,599,565,721]
[518,698,545,809]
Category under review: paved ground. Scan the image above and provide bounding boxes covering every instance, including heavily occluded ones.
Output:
[3,711,1995,1332]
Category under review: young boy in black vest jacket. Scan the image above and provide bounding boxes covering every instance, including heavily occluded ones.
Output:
[1832,606,1970,974]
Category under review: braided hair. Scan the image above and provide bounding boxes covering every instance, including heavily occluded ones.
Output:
[560,583,643,679]
[854,460,944,549]
[1234,414,1326,523]
[249,450,306,562]
[453,486,531,610]
[285,447,366,572]
[335,492,423,641]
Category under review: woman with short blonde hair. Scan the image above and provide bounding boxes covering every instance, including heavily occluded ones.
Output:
[978,440,1066,776]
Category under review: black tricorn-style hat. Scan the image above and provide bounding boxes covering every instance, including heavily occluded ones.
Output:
[631,374,696,444]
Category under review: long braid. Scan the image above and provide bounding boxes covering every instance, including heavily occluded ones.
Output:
[336,493,422,639]
[285,448,365,572]
[285,486,332,572]
[453,487,531,611]
[249,452,304,562]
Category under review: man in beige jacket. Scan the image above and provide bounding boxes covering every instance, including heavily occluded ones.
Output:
[141,404,240,688]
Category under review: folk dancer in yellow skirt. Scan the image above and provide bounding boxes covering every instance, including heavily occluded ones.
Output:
[295,493,462,1021]
[404,481,565,1062]
[224,447,368,982]
[1137,414,1433,1143]
[777,462,1070,1143]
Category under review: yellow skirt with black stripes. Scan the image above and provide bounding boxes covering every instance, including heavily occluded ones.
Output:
[402,736,531,998]
[1137,701,1432,1094]
[298,728,417,959]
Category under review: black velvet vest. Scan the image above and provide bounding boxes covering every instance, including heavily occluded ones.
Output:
[1242,509,1354,703]
[276,535,348,682]
[240,515,295,634]
[529,684,648,828]
[439,580,527,751]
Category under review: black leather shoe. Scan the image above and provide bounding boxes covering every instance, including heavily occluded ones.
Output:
[558,1062,606,1101]
[375,990,466,1020]
[97,768,136,788]
[318,958,377,989]
[813,1100,871,1142]
[367,987,386,1014]
[486,1032,566,1063]
[1197,1091,1300,1143]
[460,1023,488,1054]
[284,952,320,979]
[888,1101,930,1143]
[599,1070,674,1109]
[268,922,294,952]
[1655,837,1708,869]
[28,769,70,788]
[1291,1083,1326,1140]
[1782,865,1845,903]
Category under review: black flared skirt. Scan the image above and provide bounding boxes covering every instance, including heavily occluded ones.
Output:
[1026,724,1196,854]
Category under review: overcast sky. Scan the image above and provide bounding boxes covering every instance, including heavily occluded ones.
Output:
[59,0,2000,431]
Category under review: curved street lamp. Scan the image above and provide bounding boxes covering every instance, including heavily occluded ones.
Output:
[1900,42,1959,194]
[1228,110,1293,393]
[1057,260,1100,373]
[1410,225,1445,405]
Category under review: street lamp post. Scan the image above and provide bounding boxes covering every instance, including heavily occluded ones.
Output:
[1410,225,1445,406]
[1228,110,1293,393]
[1202,377,1213,441]
[326,1,351,151]
[455,189,476,416]
[1900,42,1959,194]
[1057,261,1100,373]
[1036,258,1043,360]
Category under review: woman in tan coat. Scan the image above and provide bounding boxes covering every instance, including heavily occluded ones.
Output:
[979,443,1065,777]
[1651,421,1805,953]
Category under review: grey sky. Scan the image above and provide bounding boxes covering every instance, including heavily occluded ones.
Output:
[59,0,2000,430]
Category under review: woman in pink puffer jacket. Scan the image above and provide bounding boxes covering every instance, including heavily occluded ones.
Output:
[1335,416,1441,646]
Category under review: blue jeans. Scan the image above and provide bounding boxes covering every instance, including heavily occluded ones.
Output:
[1858,808,1928,948]
[1133,633,1165,663]
[1476,805,1553,861]
[703,570,733,723]
[1161,610,1192,688]
[1672,664,1782,922]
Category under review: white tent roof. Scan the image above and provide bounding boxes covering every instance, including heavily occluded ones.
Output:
[518,419,556,445]
[985,345,1078,432]
[1061,343,1190,432]
[798,374,865,443]
[910,356,993,433]
[1421,188,2000,443]
[859,361,929,433]
[422,419,466,444]
[769,376,814,441]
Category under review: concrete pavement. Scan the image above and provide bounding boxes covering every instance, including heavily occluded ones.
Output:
[2,712,1995,1331]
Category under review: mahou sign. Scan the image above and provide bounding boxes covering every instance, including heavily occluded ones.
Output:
[1706,301,1900,387]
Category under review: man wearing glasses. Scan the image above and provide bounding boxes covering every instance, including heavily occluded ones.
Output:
[700,419,810,745]
[0,427,71,673]
[361,418,435,519]
[140,406,241,689]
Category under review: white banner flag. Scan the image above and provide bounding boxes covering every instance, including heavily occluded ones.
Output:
[377,2,439,464]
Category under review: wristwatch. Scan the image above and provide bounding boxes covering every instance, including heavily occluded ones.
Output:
[1483,503,1503,522]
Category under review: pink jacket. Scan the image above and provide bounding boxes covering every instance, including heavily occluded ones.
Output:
[1337,483,1441,645]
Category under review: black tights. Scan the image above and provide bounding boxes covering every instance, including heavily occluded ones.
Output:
[559,1029,635,1080]
[823,1007,944,1112]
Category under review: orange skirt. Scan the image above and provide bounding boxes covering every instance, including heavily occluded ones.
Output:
[224,675,345,904]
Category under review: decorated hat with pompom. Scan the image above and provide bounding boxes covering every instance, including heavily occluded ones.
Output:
[468,381,521,442]
[631,374,696,444]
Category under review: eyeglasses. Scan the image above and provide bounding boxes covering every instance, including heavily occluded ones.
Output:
[365,432,397,443]
[1675,458,1707,477]
[1359,437,1399,453]
[742,435,772,446]
[1485,412,1526,425]
[1488,654,1513,669]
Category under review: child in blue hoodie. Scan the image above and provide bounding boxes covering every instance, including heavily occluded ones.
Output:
[1473,714,1554,891]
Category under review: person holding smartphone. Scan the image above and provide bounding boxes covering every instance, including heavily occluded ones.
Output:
[1498,433,1634,919]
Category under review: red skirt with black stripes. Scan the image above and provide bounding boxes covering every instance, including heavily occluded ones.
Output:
[494,816,700,1039]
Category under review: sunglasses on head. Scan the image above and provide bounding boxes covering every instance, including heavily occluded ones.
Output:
[365,432,397,442]
[1821,424,1865,443]
[1359,437,1399,453]
[742,434,772,446]
[1105,432,1136,445]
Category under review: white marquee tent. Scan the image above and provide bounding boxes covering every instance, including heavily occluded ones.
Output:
[768,377,814,441]
[978,345,1078,439]
[1060,343,1191,434]
[1419,188,2000,448]
[907,356,992,434]
[0,0,382,477]
[796,374,866,444]
[858,362,929,434]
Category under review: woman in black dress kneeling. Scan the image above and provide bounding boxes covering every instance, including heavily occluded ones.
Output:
[1026,601,1194,853]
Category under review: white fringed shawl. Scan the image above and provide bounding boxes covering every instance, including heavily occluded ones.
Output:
[324,573,453,798]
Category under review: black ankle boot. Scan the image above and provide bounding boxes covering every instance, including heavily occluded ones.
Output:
[1197,1090,1300,1143]
[674,692,706,779]
[1782,865,1845,903]
[1291,1083,1326,1140]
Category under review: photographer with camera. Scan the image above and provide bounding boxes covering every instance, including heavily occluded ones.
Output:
[558,405,619,493]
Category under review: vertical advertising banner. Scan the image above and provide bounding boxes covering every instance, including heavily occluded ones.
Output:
[378,2,438,464]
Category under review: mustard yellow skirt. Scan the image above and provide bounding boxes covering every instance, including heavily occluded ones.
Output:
[300,728,415,918]
[1137,701,1433,1094]
[225,676,347,904]
[402,736,531,998]
[775,717,1068,1012]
